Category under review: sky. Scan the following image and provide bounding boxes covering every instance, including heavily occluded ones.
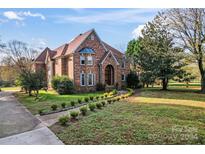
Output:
[0,8,161,52]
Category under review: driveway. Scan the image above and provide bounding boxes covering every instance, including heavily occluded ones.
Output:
[0,91,63,144]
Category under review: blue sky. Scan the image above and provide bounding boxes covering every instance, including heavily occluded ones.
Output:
[0,8,161,52]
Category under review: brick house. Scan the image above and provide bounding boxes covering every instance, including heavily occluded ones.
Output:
[34,29,130,92]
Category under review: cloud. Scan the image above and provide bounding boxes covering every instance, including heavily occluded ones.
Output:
[3,11,45,21]
[21,11,45,20]
[31,38,47,49]
[3,11,23,20]
[132,24,145,39]
[55,9,160,24]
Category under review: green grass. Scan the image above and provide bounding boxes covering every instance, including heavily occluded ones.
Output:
[16,90,103,115]
[0,86,20,91]
[50,87,205,144]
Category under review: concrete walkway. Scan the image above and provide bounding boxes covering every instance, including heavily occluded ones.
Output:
[0,91,63,144]
[0,127,63,145]
[37,107,80,127]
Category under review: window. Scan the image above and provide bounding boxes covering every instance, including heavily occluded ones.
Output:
[121,60,125,68]
[87,73,95,86]
[80,56,85,65]
[80,72,85,86]
[91,34,94,40]
[87,56,93,65]
[121,74,125,81]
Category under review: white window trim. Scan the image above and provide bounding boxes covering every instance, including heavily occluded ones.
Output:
[80,55,85,65]
[80,72,86,86]
[87,55,93,66]
[87,73,95,86]
[122,74,125,81]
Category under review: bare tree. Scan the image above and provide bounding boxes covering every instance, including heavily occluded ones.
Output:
[164,8,205,93]
[3,40,38,73]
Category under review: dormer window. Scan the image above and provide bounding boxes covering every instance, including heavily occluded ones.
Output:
[80,56,85,65]
[87,56,93,65]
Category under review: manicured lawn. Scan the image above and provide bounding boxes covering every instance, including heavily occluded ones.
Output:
[16,90,103,115]
[50,87,205,144]
[0,86,21,91]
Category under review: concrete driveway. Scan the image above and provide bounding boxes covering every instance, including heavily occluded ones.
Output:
[0,91,63,144]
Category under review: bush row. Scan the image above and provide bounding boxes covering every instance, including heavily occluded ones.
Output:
[58,99,116,126]
[39,89,118,115]
[58,88,134,126]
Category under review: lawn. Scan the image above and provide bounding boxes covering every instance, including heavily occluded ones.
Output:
[16,90,103,115]
[50,87,205,144]
[0,86,21,91]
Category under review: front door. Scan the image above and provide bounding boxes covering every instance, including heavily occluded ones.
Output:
[105,65,114,85]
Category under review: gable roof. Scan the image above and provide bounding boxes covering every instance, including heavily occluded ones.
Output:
[35,29,124,63]
[102,41,124,57]
[35,47,56,63]
[99,50,120,65]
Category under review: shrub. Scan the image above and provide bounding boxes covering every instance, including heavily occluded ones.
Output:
[109,89,117,96]
[89,96,94,101]
[70,111,79,120]
[117,97,120,101]
[58,115,69,126]
[107,100,112,104]
[70,101,75,106]
[126,72,140,89]
[127,88,134,96]
[51,76,74,95]
[80,106,88,116]
[88,103,96,111]
[78,99,82,104]
[38,109,45,115]
[61,102,66,108]
[51,104,58,111]
[95,96,99,100]
[101,95,104,99]
[96,102,103,109]
[96,83,105,91]
[101,101,106,106]
[84,97,89,103]
[104,93,108,98]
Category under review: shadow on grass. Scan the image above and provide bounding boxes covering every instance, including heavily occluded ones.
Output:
[137,87,205,103]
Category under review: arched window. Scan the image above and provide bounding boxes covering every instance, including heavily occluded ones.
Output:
[79,48,95,54]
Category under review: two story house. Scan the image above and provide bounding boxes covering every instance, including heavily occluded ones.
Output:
[34,29,130,92]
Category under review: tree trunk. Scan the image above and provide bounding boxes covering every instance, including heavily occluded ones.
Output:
[28,89,32,96]
[162,78,168,90]
[197,57,205,93]
[201,74,205,93]
[146,84,149,88]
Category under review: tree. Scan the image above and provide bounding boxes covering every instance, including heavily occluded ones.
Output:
[126,39,142,72]
[174,72,196,88]
[0,57,18,86]
[17,69,46,97]
[140,72,156,88]
[164,8,205,93]
[3,40,38,73]
[2,40,45,96]
[138,15,187,90]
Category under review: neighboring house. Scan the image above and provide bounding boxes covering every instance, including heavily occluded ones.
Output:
[34,29,130,92]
